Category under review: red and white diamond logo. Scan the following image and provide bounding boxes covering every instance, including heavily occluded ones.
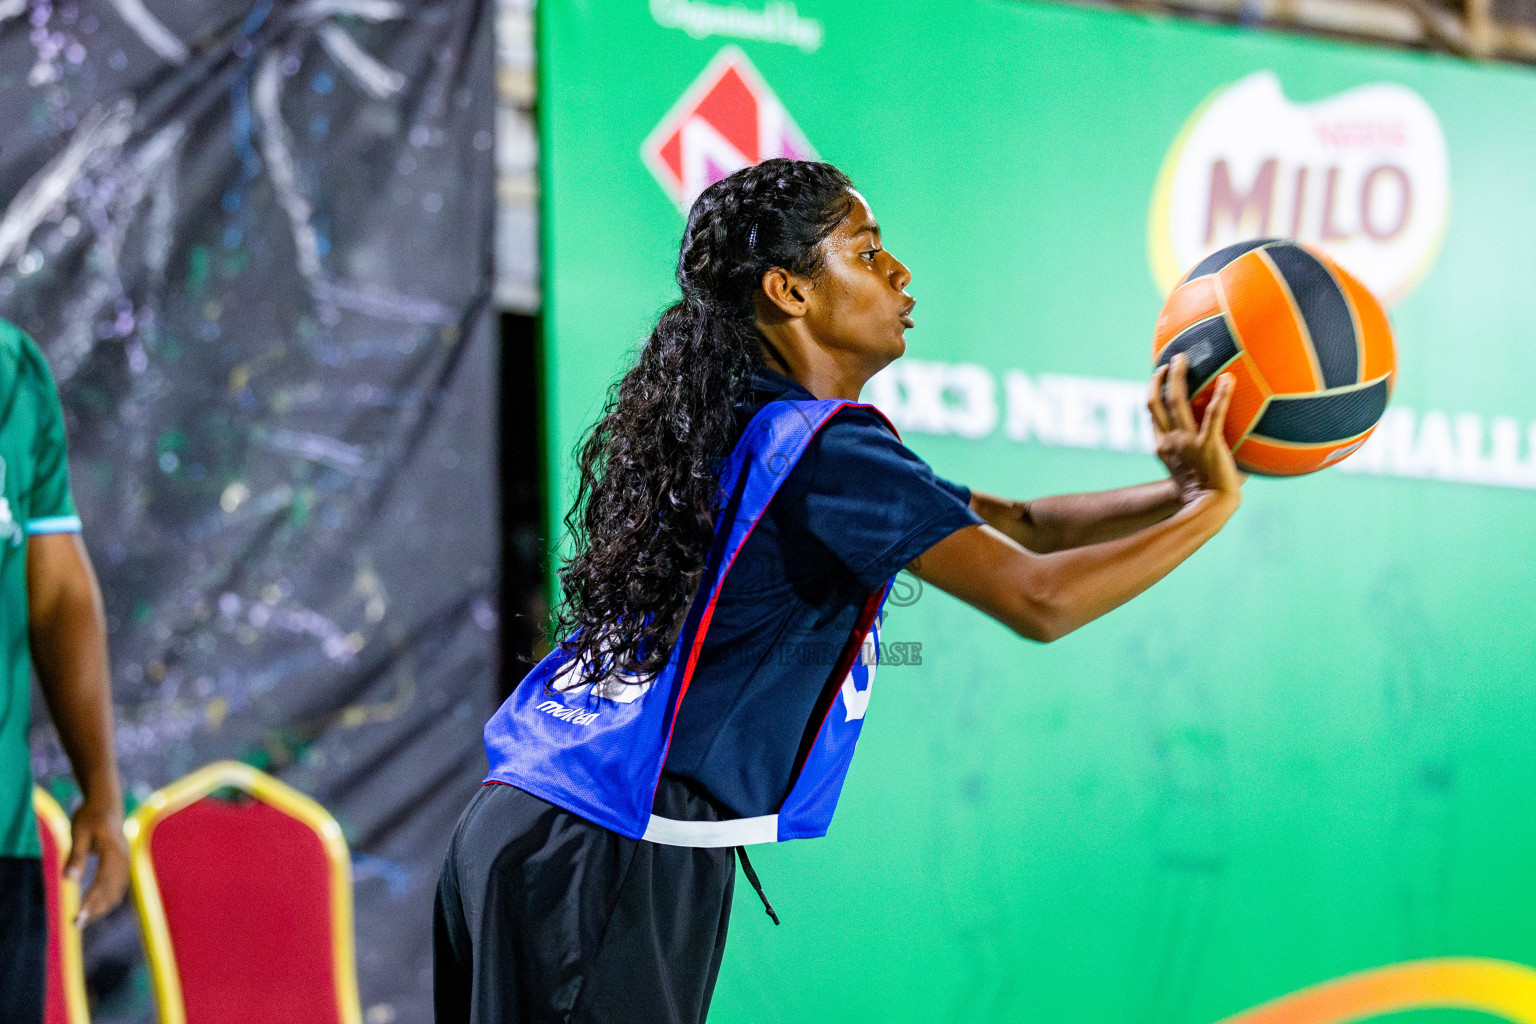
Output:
[641,46,817,211]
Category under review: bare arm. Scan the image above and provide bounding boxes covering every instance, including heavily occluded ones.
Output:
[909,358,1240,643]
[910,491,1233,642]
[966,354,1247,553]
[28,532,127,926]
[968,479,1183,554]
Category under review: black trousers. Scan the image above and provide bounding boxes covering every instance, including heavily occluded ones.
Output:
[433,778,735,1024]
[0,857,46,1024]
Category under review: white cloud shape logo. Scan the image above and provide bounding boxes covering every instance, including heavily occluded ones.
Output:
[1150,70,1450,306]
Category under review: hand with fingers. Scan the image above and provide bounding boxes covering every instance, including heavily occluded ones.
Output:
[68,795,129,927]
[1148,353,1245,507]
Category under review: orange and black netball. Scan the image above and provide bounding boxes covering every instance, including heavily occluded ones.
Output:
[1153,239,1397,476]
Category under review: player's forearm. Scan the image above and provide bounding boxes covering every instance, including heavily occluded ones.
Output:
[31,573,120,805]
[913,486,1239,643]
[969,479,1183,553]
[1022,487,1237,639]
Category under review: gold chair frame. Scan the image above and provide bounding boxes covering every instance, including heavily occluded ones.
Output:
[123,760,362,1024]
[33,787,91,1024]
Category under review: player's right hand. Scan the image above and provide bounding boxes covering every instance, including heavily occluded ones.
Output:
[1148,353,1244,505]
[67,794,129,927]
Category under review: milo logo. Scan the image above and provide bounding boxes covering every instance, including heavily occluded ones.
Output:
[1149,70,1450,305]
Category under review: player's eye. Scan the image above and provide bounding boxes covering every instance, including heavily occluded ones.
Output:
[862,248,881,261]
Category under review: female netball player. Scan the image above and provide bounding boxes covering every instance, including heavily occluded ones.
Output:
[433,159,1240,1024]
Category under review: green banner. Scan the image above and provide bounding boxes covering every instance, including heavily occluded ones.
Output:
[538,2,1536,1021]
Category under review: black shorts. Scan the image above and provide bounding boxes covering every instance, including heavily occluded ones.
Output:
[0,857,45,1024]
[433,777,736,1024]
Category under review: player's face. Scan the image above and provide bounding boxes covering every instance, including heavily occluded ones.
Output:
[802,190,915,371]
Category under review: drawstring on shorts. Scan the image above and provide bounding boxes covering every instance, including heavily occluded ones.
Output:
[733,846,779,925]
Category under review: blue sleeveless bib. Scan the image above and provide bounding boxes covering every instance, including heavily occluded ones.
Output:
[483,398,896,846]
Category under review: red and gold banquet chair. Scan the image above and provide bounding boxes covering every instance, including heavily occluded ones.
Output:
[33,787,91,1024]
[124,761,363,1024]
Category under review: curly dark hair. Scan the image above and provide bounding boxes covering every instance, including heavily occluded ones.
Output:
[550,158,857,688]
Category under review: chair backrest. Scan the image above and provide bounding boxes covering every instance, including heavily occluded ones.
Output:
[124,761,362,1024]
[33,787,91,1024]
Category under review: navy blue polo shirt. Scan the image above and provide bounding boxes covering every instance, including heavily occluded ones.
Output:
[662,365,984,818]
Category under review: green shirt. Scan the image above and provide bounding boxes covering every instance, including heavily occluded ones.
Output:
[0,319,81,858]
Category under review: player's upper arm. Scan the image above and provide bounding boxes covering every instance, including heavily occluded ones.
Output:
[906,523,1069,643]
[27,532,100,630]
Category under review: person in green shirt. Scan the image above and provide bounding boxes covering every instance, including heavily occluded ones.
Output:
[0,318,127,1024]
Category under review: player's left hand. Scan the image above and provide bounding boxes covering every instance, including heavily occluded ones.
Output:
[68,796,130,927]
[1149,353,1247,502]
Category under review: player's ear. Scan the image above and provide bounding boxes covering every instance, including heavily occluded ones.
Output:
[760,266,811,319]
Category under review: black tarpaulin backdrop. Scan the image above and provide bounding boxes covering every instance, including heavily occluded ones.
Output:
[0,1,497,1019]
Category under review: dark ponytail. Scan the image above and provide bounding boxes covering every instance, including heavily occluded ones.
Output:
[551,158,856,687]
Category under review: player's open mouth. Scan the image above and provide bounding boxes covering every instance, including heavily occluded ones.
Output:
[899,301,915,329]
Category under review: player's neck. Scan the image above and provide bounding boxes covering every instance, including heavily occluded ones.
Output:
[755,335,869,402]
